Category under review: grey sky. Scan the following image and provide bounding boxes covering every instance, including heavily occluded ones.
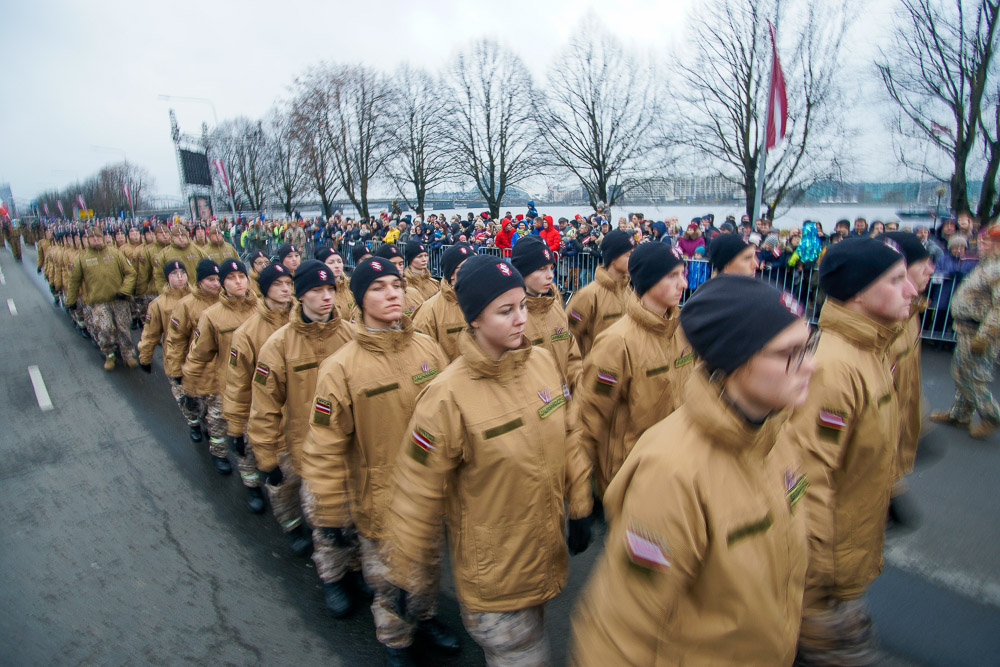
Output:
[2,0,900,205]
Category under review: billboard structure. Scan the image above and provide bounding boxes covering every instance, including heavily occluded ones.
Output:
[169,109,216,222]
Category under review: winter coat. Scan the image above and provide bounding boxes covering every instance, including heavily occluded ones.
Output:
[163,287,219,379]
[66,246,137,305]
[385,332,593,612]
[136,241,169,296]
[565,266,635,358]
[889,299,925,480]
[137,284,191,368]
[201,240,239,266]
[412,279,467,362]
[154,241,207,292]
[525,285,583,393]
[539,217,562,255]
[183,290,260,396]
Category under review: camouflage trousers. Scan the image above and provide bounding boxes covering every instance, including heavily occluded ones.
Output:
[359,534,441,649]
[461,604,549,667]
[299,477,361,583]
[264,450,305,533]
[168,377,204,428]
[947,331,1000,424]
[91,300,135,358]
[232,428,261,489]
[796,595,877,667]
[202,394,229,458]
[132,294,152,323]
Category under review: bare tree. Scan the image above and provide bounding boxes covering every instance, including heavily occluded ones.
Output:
[674,0,852,219]
[289,69,342,217]
[442,39,542,220]
[211,117,269,212]
[386,65,450,215]
[534,17,667,214]
[37,161,155,218]
[266,108,306,216]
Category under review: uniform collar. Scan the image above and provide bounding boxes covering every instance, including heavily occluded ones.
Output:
[355,315,415,353]
[219,290,258,313]
[259,302,291,326]
[594,265,629,292]
[193,286,220,304]
[526,285,559,314]
[290,301,343,339]
[459,330,532,381]
[164,284,191,298]
[626,297,679,336]
[439,279,458,303]
[819,299,900,354]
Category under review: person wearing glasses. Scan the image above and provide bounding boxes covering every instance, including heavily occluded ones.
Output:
[785,237,917,666]
[570,275,816,665]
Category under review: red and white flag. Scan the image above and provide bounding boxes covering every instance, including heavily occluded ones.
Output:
[56,200,65,217]
[212,158,232,197]
[76,194,87,211]
[43,203,51,218]
[122,182,133,210]
[765,22,787,152]
[0,203,10,222]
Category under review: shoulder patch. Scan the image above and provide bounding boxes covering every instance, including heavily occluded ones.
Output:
[551,328,571,343]
[409,427,436,464]
[170,317,180,330]
[313,398,332,425]
[625,527,671,571]
[595,368,618,395]
[229,347,238,367]
[674,348,694,368]
[412,363,439,385]
[253,362,270,385]
[569,309,583,322]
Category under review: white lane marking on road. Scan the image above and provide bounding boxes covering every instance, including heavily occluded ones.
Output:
[28,365,54,412]
[884,538,1000,609]
[7,298,16,315]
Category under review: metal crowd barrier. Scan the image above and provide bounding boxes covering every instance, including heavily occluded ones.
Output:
[244,236,961,344]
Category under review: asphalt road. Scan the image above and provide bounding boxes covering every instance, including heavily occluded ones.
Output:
[1,244,998,666]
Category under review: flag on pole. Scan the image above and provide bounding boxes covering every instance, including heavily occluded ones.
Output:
[931,121,953,136]
[77,194,87,210]
[765,22,787,152]
[43,203,51,218]
[212,158,233,197]
[57,200,65,218]
[0,203,10,222]
[123,182,133,210]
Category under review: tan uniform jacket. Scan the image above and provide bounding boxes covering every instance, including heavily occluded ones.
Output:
[183,291,259,396]
[578,298,693,494]
[47,245,62,288]
[525,285,583,394]
[404,267,438,303]
[385,332,593,613]
[154,242,206,292]
[222,304,291,436]
[202,241,239,266]
[136,241,168,296]
[890,299,925,478]
[565,266,634,358]
[62,247,79,294]
[66,246,137,305]
[36,238,49,273]
[248,303,353,473]
[302,318,448,539]
[162,287,219,378]
[412,279,466,362]
[137,285,191,367]
[248,268,263,299]
[571,369,807,666]
[334,276,356,322]
[782,300,900,601]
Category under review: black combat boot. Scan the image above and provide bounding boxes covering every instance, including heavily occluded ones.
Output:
[385,646,416,667]
[323,579,353,618]
[417,617,460,654]
[349,569,373,599]
[189,424,203,442]
[211,456,232,475]
[245,487,266,514]
[287,524,313,556]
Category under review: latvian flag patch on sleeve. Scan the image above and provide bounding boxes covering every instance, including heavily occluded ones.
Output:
[229,348,238,367]
[818,409,847,441]
[595,369,618,395]
[569,309,583,322]
[410,426,436,465]
[313,398,332,426]
[170,317,180,330]
[253,362,270,385]
[625,527,671,572]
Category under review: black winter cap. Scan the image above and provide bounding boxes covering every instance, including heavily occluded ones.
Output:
[350,256,401,311]
[218,258,247,283]
[163,260,186,281]
[293,259,338,298]
[877,232,930,266]
[374,244,403,261]
[315,246,341,263]
[196,259,219,283]
[600,229,635,267]
[441,242,475,282]
[455,254,525,324]
[708,234,751,272]
[277,243,300,261]
[246,249,267,265]
[510,236,555,277]
[351,244,371,263]
[819,238,905,301]
[680,275,804,375]
[257,263,291,296]
[628,243,685,297]
[405,240,428,265]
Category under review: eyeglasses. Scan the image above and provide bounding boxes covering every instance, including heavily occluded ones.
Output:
[761,328,821,373]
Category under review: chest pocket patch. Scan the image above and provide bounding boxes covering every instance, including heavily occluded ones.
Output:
[483,417,524,440]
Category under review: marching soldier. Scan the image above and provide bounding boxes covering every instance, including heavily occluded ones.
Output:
[783,238,916,665]
[931,224,1000,439]
[163,259,221,444]
[571,276,814,666]
[35,227,51,277]
[136,224,170,306]
[155,224,206,292]
[183,259,260,475]
[248,261,358,604]
[708,233,759,276]
[136,260,191,374]
[403,240,437,305]
[385,255,593,666]
[577,242,694,496]
[201,224,239,265]
[316,247,355,321]
[246,250,269,298]
[65,227,138,370]
[277,243,302,274]
[565,229,635,357]
[302,257,458,665]
[222,263,294,512]
[412,242,475,361]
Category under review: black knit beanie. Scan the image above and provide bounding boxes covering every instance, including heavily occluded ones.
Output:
[455,254,526,324]
[218,258,247,283]
[405,240,428,265]
[876,232,930,266]
[681,275,804,375]
[315,246,341,263]
[441,242,475,282]
[707,234,751,272]
[163,260,186,282]
[351,244,371,263]
[257,263,291,296]
[196,259,219,283]
[628,243,685,297]
[293,259,338,298]
[350,256,401,311]
[374,244,403,261]
[510,236,555,277]
[600,229,635,267]
[819,238,905,301]
[246,249,267,265]
[277,243,300,261]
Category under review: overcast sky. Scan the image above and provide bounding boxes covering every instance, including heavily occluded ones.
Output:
[2,0,900,204]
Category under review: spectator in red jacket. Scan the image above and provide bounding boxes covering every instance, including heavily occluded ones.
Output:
[540,215,562,256]
[495,219,515,257]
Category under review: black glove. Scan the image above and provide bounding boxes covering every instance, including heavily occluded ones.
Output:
[262,466,284,487]
[567,516,593,556]
[115,292,130,301]
[228,435,246,457]
[139,362,152,374]
[36,267,41,274]
[169,376,182,384]
[66,303,77,313]
[319,526,350,547]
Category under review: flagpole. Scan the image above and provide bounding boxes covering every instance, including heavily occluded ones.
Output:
[752,25,776,225]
